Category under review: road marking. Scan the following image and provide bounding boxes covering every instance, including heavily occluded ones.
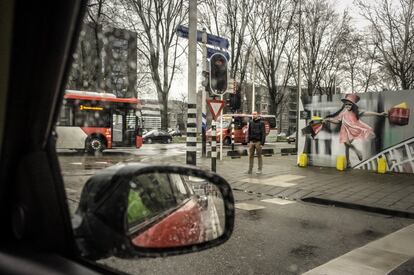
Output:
[304,223,414,275]
[70,162,83,165]
[261,198,296,205]
[235,203,265,211]
[270,174,306,182]
[262,181,297,187]
[241,177,298,187]
[95,161,108,164]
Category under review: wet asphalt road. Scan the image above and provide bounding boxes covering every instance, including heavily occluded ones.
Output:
[98,191,411,275]
[58,143,413,275]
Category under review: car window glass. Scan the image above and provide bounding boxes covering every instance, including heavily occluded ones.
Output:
[52,0,414,273]
[169,174,190,202]
[129,173,177,222]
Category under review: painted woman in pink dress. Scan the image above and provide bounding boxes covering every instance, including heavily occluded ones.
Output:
[323,94,387,166]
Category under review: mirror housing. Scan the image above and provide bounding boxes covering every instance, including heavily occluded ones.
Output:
[72,163,235,260]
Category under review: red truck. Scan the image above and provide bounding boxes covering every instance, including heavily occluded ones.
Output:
[207,114,276,145]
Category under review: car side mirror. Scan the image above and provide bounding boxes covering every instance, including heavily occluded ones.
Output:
[72,164,235,260]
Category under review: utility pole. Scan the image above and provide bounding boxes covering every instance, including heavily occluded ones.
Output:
[295,0,302,152]
[252,51,256,113]
[201,28,207,158]
[186,0,197,165]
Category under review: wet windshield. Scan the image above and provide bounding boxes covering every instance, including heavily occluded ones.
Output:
[56,0,414,274]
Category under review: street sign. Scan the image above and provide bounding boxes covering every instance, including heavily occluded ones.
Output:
[207,99,225,120]
[207,47,230,60]
[176,25,230,49]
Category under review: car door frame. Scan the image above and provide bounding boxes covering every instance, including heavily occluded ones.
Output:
[0,1,126,274]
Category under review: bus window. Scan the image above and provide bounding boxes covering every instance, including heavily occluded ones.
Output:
[234,117,244,129]
[126,110,137,130]
[263,116,276,128]
[73,108,111,128]
[243,117,250,126]
[57,105,73,126]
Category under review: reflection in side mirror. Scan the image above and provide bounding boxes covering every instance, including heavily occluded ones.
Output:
[128,174,225,248]
[73,164,234,260]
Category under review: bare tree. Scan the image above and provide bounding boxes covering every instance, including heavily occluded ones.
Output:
[119,0,188,130]
[356,0,414,90]
[175,91,187,130]
[250,0,298,118]
[199,0,255,112]
[68,0,113,90]
[300,0,350,96]
[198,0,224,36]
[338,29,382,93]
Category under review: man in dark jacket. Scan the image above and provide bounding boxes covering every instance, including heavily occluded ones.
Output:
[247,112,266,174]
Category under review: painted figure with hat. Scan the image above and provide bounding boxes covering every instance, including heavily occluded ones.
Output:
[323,93,388,166]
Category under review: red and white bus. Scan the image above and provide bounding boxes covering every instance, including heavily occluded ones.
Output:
[56,90,143,153]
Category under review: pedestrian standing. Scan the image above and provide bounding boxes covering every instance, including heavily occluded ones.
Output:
[247,112,266,174]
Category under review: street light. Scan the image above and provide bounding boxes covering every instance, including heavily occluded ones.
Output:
[295,0,302,152]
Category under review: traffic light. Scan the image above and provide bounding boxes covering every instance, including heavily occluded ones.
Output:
[201,70,210,92]
[209,53,228,92]
[229,90,241,112]
[226,97,231,108]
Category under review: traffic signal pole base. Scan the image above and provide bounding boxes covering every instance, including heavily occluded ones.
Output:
[207,151,221,159]
[227,150,241,158]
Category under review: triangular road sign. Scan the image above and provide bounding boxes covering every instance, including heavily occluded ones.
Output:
[207,99,225,120]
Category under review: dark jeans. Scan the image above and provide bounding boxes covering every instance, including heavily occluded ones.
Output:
[248,141,262,171]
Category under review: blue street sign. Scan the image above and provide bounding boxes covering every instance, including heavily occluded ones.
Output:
[207,47,230,61]
[176,25,230,49]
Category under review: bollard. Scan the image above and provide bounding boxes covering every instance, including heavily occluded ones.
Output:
[231,117,235,151]
[298,153,308,167]
[377,157,387,174]
[336,155,347,171]
[211,120,217,172]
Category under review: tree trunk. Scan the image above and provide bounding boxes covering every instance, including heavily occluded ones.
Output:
[161,99,168,130]
[307,79,314,96]
[268,88,278,119]
[401,75,409,90]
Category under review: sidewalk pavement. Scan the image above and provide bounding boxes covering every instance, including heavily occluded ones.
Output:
[196,154,414,216]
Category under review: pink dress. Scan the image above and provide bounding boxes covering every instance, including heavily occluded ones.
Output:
[334,110,375,143]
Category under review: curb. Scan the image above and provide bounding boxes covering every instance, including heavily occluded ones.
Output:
[302,197,414,219]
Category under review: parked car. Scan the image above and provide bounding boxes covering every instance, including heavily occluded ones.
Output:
[143,130,173,144]
[287,132,296,144]
[169,129,182,137]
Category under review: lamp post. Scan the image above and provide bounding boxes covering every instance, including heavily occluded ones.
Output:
[295,0,302,152]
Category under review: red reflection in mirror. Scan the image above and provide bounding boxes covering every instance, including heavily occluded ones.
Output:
[132,198,203,248]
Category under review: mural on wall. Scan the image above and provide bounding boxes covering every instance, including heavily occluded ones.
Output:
[298,90,414,173]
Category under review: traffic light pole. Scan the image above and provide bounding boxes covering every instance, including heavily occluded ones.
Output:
[252,51,256,113]
[186,0,197,166]
[201,29,207,158]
